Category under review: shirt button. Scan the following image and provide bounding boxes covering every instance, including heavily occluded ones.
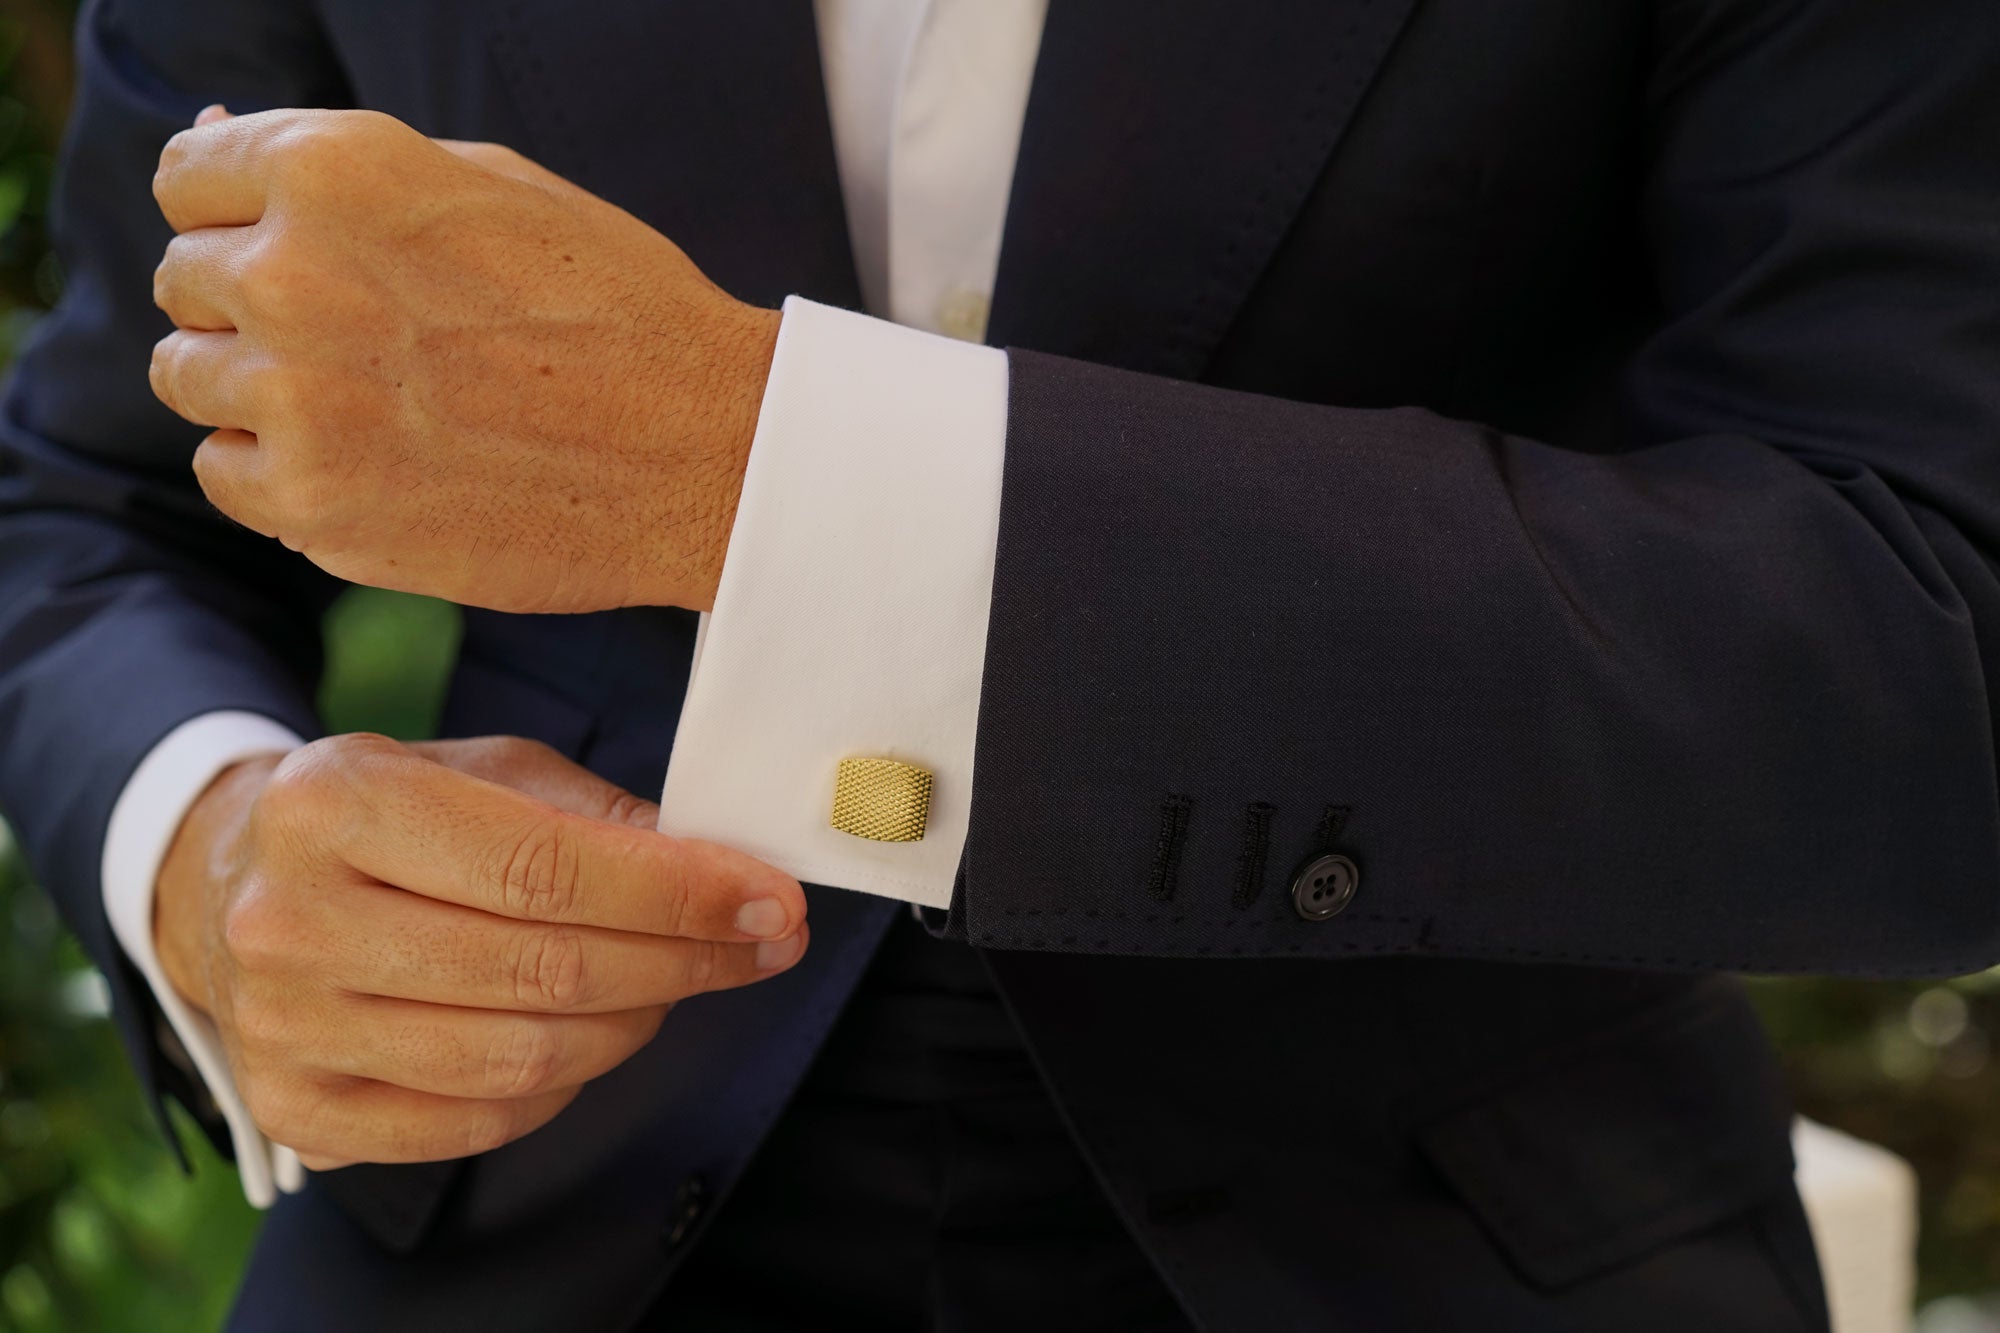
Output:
[936,287,991,342]
[1289,853,1360,921]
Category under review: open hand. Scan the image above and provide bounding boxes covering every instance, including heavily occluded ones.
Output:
[148,107,778,614]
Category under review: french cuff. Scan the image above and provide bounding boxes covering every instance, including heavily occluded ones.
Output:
[658,296,1007,909]
[102,711,308,1207]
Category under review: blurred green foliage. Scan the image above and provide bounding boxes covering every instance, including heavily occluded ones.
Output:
[0,844,258,1333]
[0,0,69,367]
[317,588,463,741]
[0,0,1996,1327]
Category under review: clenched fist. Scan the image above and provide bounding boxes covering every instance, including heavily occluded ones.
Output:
[148,106,779,615]
[153,733,808,1169]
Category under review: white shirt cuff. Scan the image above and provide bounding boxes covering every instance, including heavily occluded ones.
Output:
[658,296,1007,909]
[101,711,308,1207]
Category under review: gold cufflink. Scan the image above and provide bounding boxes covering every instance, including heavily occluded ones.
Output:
[830,757,933,843]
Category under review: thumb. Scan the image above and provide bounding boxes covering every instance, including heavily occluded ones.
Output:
[408,736,663,830]
[195,103,233,127]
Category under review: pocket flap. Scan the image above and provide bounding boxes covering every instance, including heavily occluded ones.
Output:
[1415,983,1796,1289]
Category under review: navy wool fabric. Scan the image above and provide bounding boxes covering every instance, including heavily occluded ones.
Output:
[2,0,1995,1327]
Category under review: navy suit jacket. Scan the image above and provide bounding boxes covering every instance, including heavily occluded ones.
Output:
[3,0,1996,1327]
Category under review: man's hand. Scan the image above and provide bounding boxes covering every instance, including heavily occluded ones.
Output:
[153,733,808,1170]
[148,107,779,615]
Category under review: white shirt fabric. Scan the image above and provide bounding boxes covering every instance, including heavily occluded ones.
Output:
[100,0,1043,1205]
[101,711,310,1204]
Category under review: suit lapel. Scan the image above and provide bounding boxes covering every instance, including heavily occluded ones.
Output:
[484,0,1420,376]
[487,0,862,311]
[988,0,1421,378]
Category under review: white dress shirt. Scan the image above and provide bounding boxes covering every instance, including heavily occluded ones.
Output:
[100,0,1045,1205]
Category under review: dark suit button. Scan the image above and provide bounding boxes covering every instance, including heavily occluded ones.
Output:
[1290,853,1359,920]
[665,1174,709,1248]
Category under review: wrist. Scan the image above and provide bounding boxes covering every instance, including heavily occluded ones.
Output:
[153,753,280,1016]
[642,299,780,612]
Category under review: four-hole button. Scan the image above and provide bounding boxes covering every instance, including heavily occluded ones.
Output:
[1289,853,1360,921]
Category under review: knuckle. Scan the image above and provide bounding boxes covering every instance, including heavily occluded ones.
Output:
[272,119,336,173]
[657,855,695,937]
[274,112,394,191]
[260,734,397,837]
[602,790,654,830]
[458,1105,516,1159]
[242,1077,311,1146]
[492,734,556,769]
[511,926,587,1011]
[229,992,291,1052]
[148,337,177,402]
[498,823,581,922]
[152,136,189,206]
[190,442,239,517]
[219,890,289,971]
[482,1020,559,1098]
[336,108,397,141]
[260,749,335,823]
[155,131,188,175]
[326,730,401,758]
[235,238,291,313]
[151,255,175,314]
[681,940,720,998]
[188,447,215,497]
[299,731,398,776]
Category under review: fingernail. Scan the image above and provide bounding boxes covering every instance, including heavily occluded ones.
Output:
[756,934,804,972]
[735,898,789,940]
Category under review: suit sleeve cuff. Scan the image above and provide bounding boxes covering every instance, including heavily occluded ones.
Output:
[658,296,1007,908]
[101,711,308,1207]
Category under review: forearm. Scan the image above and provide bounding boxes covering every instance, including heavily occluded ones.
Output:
[950,350,1998,972]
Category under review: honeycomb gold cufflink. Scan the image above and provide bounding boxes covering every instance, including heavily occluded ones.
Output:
[830,757,933,843]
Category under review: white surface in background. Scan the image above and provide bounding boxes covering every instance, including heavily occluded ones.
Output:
[1797,1116,1919,1333]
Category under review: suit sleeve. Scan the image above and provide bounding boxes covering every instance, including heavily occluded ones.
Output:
[950,0,2000,972]
[0,0,346,1152]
